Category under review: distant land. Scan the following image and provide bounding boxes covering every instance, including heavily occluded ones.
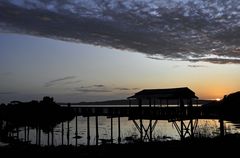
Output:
[58,99,212,106]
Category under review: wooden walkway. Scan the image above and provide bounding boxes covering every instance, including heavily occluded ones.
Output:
[66,106,223,121]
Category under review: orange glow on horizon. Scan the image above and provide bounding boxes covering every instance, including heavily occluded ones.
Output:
[216,98,221,101]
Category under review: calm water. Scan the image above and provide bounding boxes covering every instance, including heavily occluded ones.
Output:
[9,116,240,146]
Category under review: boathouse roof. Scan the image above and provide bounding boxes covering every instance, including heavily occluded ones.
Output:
[128,87,198,99]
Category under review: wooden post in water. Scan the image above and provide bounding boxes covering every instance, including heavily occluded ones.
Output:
[138,98,143,142]
[75,108,78,147]
[51,127,54,146]
[87,116,90,146]
[190,119,194,138]
[61,121,64,145]
[150,119,152,142]
[36,127,38,145]
[47,131,50,146]
[111,117,113,143]
[16,126,19,140]
[219,119,225,137]
[24,126,26,142]
[95,116,99,146]
[180,120,184,140]
[27,126,29,142]
[118,117,121,144]
[38,128,41,145]
[67,119,70,145]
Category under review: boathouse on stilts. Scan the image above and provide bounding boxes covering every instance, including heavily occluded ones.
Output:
[127,87,199,140]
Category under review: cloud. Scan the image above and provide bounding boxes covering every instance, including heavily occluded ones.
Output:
[75,84,139,93]
[115,87,131,91]
[75,89,111,93]
[0,91,15,95]
[115,87,139,91]
[1,0,240,64]
[44,76,77,87]
[93,84,105,88]
[132,88,139,90]
[75,84,110,93]
[188,65,207,68]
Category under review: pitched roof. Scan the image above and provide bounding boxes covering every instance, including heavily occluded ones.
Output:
[128,87,198,99]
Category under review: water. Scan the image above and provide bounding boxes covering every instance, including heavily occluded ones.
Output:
[7,117,240,146]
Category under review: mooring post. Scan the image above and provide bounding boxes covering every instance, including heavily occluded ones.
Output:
[150,119,152,142]
[27,126,30,142]
[190,119,194,138]
[180,120,184,140]
[35,127,38,145]
[87,116,90,146]
[67,119,70,145]
[96,115,99,146]
[38,128,41,145]
[111,117,113,143]
[118,117,121,144]
[47,131,50,146]
[51,127,54,146]
[219,119,225,137]
[61,121,64,145]
[138,98,143,142]
[75,108,78,147]
[24,126,26,142]
[16,126,19,140]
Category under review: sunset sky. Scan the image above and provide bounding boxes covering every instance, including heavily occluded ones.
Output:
[0,0,240,103]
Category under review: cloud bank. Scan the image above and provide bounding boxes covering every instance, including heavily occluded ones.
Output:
[1,0,240,64]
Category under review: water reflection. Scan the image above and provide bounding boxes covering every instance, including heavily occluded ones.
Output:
[2,116,239,146]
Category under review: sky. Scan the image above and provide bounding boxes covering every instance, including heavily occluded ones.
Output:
[0,0,240,103]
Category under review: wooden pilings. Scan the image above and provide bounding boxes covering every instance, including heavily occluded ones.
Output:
[219,119,225,137]
[87,116,90,146]
[61,121,64,145]
[111,117,113,143]
[118,117,121,144]
[75,108,78,147]
[95,116,99,146]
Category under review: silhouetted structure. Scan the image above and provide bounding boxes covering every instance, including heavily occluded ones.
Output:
[128,87,198,140]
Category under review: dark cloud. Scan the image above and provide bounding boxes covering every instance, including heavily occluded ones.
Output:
[188,65,207,68]
[75,84,109,93]
[0,91,15,95]
[63,79,81,85]
[115,88,130,91]
[45,76,77,87]
[132,88,139,90]
[1,0,240,64]
[93,85,105,88]
[79,85,105,89]
[75,85,138,93]
[75,88,111,93]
